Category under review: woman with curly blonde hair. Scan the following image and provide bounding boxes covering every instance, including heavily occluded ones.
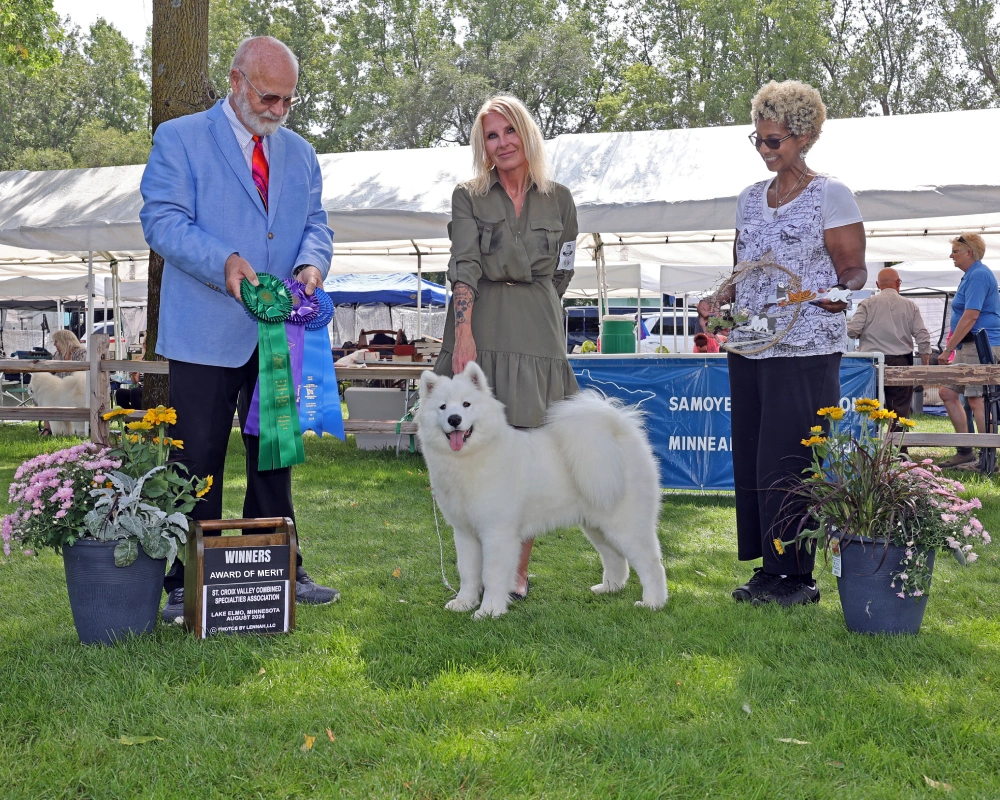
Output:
[722,80,868,607]
[435,94,580,600]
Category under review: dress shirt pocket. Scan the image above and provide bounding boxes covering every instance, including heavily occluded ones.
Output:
[476,212,505,255]
[530,217,564,256]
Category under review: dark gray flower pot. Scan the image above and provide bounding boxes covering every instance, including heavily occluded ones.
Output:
[62,539,166,645]
[836,536,935,636]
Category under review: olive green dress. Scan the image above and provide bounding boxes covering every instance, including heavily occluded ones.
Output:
[435,171,580,427]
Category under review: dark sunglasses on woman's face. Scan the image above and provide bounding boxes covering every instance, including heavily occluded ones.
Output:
[747,132,794,150]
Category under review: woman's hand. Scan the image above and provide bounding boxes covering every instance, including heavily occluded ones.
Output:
[813,298,849,314]
[452,327,477,374]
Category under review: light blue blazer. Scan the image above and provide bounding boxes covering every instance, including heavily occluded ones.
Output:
[139,99,333,367]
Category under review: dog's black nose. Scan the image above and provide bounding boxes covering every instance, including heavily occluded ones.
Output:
[447,414,462,429]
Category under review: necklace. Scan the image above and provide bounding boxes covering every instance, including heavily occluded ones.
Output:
[770,168,812,220]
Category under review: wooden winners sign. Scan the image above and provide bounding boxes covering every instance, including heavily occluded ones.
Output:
[183,517,297,637]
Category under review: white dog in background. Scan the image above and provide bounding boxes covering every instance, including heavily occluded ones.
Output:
[417,362,668,619]
[28,372,88,436]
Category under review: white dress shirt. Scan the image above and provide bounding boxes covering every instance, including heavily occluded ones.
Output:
[222,94,269,169]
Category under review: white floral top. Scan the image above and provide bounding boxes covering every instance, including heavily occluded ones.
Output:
[729,175,857,359]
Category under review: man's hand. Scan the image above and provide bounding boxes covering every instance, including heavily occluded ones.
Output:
[225,253,258,300]
[294,265,324,296]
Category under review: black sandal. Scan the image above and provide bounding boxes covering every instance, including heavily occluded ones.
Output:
[509,578,530,601]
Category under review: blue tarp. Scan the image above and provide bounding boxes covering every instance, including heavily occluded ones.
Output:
[322,273,447,306]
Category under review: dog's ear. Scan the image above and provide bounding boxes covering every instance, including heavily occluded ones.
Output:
[463,361,489,392]
[419,369,441,398]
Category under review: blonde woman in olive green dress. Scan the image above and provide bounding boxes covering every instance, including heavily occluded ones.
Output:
[435,94,580,599]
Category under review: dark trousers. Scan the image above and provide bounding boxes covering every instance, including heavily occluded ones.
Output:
[883,354,915,421]
[163,350,300,593]
[728,352,842,575]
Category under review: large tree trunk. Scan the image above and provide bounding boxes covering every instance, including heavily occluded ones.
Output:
[144,0,218,407]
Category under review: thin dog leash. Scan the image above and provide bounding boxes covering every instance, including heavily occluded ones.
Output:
[430,491,458,596]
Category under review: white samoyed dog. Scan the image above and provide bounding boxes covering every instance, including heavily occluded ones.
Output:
[417,362,668,619]
[28,372,88,436]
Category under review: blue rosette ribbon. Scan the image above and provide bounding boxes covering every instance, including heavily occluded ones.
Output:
[299,287,344,440]
[241,274,305,471]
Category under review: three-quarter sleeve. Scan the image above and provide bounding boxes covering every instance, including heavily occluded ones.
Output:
[447,186,484,297]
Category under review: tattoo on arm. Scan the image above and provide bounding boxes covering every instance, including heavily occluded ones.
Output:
[453,282,474,326]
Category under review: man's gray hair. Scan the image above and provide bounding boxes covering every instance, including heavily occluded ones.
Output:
[231,36,299,74]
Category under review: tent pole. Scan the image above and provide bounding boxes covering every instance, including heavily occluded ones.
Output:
[86,251,93,346]
[683,292,689,352]
[659,281,664,351]
[412,240,422,339]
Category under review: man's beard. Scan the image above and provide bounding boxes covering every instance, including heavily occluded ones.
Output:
[235,86,289,136]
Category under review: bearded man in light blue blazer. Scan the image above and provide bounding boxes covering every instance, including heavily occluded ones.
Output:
[140,36,339,623]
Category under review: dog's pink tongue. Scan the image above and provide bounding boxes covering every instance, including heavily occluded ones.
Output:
[448,430,465,452]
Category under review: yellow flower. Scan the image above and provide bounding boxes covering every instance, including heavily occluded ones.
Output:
[898,417,916,428]
[854,398,881,413]
[773,538,786,555]
[126,421,153,431]
[142,405,178,426]
[812,472,821,479]
[816,406,845,420]
[801,435,827,447]
[102,407,133,420]
[170,438,184,450]
[195,475,214,498]
[126,434,140,443]
[869,409,897,421]
[810,425,823,434]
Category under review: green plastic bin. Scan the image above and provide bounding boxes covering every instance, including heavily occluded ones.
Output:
[600,315,636,354]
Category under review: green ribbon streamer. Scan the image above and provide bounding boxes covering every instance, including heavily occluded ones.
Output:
[242,275,305,471]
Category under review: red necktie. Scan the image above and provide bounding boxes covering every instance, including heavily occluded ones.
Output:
[252,134,269,211]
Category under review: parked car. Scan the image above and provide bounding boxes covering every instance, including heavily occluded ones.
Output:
[639,312,701,353]
[79,322,117,345]
[565,306,701,353]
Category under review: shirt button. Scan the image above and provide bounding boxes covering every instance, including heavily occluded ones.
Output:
[268,232,274,239]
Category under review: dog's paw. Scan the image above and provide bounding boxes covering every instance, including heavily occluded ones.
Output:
[591,581,625,595]
[634,596,667,610]
[472,601,509,619]
[445,596,479,612]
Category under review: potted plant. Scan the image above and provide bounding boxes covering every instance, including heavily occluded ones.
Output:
[783,398,991,635]
[3,406,211,644]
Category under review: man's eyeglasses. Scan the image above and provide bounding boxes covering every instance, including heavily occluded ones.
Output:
[748,132,794,150]
[239,70,301,109]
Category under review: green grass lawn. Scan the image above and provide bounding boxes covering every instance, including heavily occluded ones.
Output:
[2,416,1000,800]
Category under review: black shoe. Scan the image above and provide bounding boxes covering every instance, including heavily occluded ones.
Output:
[161,588,184,624]
[295,568,340,605]
[509,578,530,602]
[751,576,820,607]
[732,568,783,603]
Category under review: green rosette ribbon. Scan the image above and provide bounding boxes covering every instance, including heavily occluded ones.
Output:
[241,274,305,471]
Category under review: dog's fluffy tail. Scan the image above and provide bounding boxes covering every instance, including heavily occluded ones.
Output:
[544,390,654,511]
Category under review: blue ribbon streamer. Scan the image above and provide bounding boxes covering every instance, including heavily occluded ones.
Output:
[297,288,343,439]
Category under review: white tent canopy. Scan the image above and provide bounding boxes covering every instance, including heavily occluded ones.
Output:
[0,108,998,257]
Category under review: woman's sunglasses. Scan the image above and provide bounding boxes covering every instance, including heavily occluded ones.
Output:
[747,132,794,150]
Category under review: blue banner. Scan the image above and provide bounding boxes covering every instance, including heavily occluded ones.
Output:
[568,354,880,491]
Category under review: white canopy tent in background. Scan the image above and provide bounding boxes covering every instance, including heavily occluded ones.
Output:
[1,108,998,251]
[0,107,998,345]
